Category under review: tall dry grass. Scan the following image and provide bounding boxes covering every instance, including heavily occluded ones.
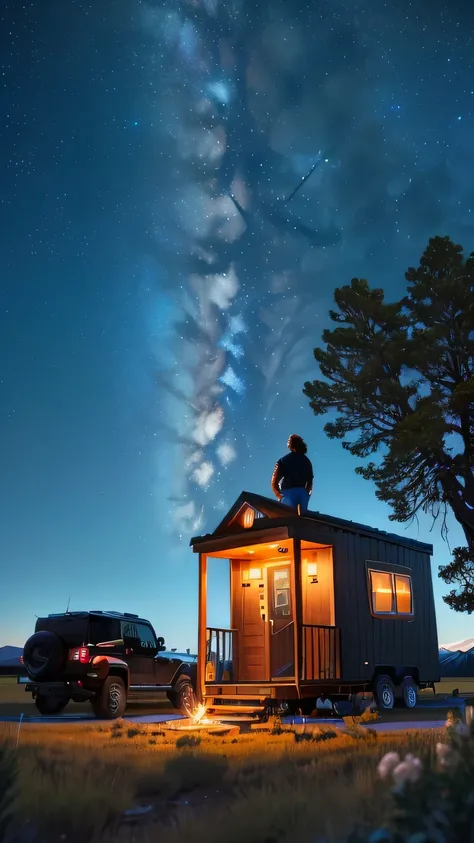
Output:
[0,720,441,843]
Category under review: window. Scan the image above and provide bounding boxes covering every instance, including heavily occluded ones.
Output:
[88,617,122,646]
[121,621,157,651]
[370,571,394,613]
[369,569,413,616]
[272,568,291,618]
[395,575,412,614]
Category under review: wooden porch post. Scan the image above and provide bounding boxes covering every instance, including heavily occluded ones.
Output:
[292,538,303,691]
[197,553,208,703]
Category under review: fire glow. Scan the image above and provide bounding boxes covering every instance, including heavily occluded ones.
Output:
[162,702,223,733]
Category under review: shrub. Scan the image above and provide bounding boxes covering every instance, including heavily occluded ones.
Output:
[163,751,229,797]
[176,733,201,749]
[347,720,474,842]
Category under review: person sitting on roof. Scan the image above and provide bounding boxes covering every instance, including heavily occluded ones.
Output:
[271,434,314,513]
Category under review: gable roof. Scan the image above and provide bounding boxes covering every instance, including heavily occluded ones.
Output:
[190,491,434,554]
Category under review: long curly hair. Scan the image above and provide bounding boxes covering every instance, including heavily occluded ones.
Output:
[288,434,308,454]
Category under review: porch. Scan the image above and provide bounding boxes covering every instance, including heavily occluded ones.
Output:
[197,534,342,700]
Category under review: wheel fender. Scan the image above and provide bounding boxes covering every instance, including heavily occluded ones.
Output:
[91,656,130,689]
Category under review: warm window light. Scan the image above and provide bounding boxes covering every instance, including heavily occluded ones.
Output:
[307,562,318,576]
[249,567,262,580]
[370,570,394,613]
[369,569,413,615]
[242,507,255,528]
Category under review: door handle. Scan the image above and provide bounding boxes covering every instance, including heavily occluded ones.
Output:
[269,619,274,631]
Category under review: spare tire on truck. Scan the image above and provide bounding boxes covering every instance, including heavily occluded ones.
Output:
[23,630,66,682]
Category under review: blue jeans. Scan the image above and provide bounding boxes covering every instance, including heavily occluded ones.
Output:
[281,487,310,512]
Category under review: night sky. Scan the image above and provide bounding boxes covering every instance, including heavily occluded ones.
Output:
[1,0,473,650]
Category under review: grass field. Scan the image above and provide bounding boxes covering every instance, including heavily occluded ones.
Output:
[1,674,471,842]
[0,715,447,843]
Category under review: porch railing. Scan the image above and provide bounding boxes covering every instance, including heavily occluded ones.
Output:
[301,624,341,681]
[206,627,238,683]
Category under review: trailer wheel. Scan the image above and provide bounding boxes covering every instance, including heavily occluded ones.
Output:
[401,677,418,709]
[374,675,395,709]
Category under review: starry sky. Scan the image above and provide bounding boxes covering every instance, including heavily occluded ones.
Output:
[1,0,473,651]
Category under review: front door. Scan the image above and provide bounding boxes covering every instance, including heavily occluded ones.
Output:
[268,566,295,679]
[240,575,267,680]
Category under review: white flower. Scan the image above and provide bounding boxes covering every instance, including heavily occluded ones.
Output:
[392,754,422,787]
[436,741,460,770]
[436,742,452,761]
[377,752,401,780]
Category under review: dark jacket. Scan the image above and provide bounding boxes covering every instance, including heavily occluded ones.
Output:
[273,452,313,491]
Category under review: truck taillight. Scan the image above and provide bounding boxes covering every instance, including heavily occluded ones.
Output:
[72,647,90,663]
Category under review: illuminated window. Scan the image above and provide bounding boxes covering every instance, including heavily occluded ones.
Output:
[242,507,255,528]
[395,575,412,614]
[369,569,413,617]
[370,571,394,613]
[272,568,291,618]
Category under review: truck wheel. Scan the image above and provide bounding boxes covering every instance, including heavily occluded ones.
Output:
[401,677,418,709]
[91,676,127,719]
[23,631,66,682]
[374,675,395,709]
[35,695,68,715]
[168,675,196,717]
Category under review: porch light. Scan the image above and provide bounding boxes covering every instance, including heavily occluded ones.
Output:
[242,507,255,528]
[307,562,318,576]
[249,567,262,580]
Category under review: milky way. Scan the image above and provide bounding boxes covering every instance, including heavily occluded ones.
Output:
[139,0,474,537]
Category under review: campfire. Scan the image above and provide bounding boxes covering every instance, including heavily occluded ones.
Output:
[162,703,239,736]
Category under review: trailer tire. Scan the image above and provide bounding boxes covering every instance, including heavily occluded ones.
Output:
[401,677,418,709]
[374,674,395,709]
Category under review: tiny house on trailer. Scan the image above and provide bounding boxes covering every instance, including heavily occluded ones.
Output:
[191,491,440,717]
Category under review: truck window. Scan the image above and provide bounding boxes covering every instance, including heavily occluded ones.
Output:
[121,621,157,652]
[369,569,413,617]
[88,617,122,646]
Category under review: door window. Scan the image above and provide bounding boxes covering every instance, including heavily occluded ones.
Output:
[271,568,291,618]
[121,621,157,653]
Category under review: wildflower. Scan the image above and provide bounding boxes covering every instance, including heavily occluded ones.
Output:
[436,742,452,762]
[377,752,400,780]
[391,754,422,787]
[436,741,460,770]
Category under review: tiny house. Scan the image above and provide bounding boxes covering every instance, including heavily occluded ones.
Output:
[190,492,440,716]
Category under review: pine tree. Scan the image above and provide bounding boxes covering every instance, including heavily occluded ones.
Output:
[303,236,474,612]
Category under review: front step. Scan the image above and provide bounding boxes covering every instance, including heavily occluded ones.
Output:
[205,703,265,716]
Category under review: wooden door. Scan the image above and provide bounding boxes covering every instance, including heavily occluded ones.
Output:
[240,578,267,681]
[268,565,295,679]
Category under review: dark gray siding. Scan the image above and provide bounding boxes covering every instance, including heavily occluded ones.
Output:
[332,531,439,683]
